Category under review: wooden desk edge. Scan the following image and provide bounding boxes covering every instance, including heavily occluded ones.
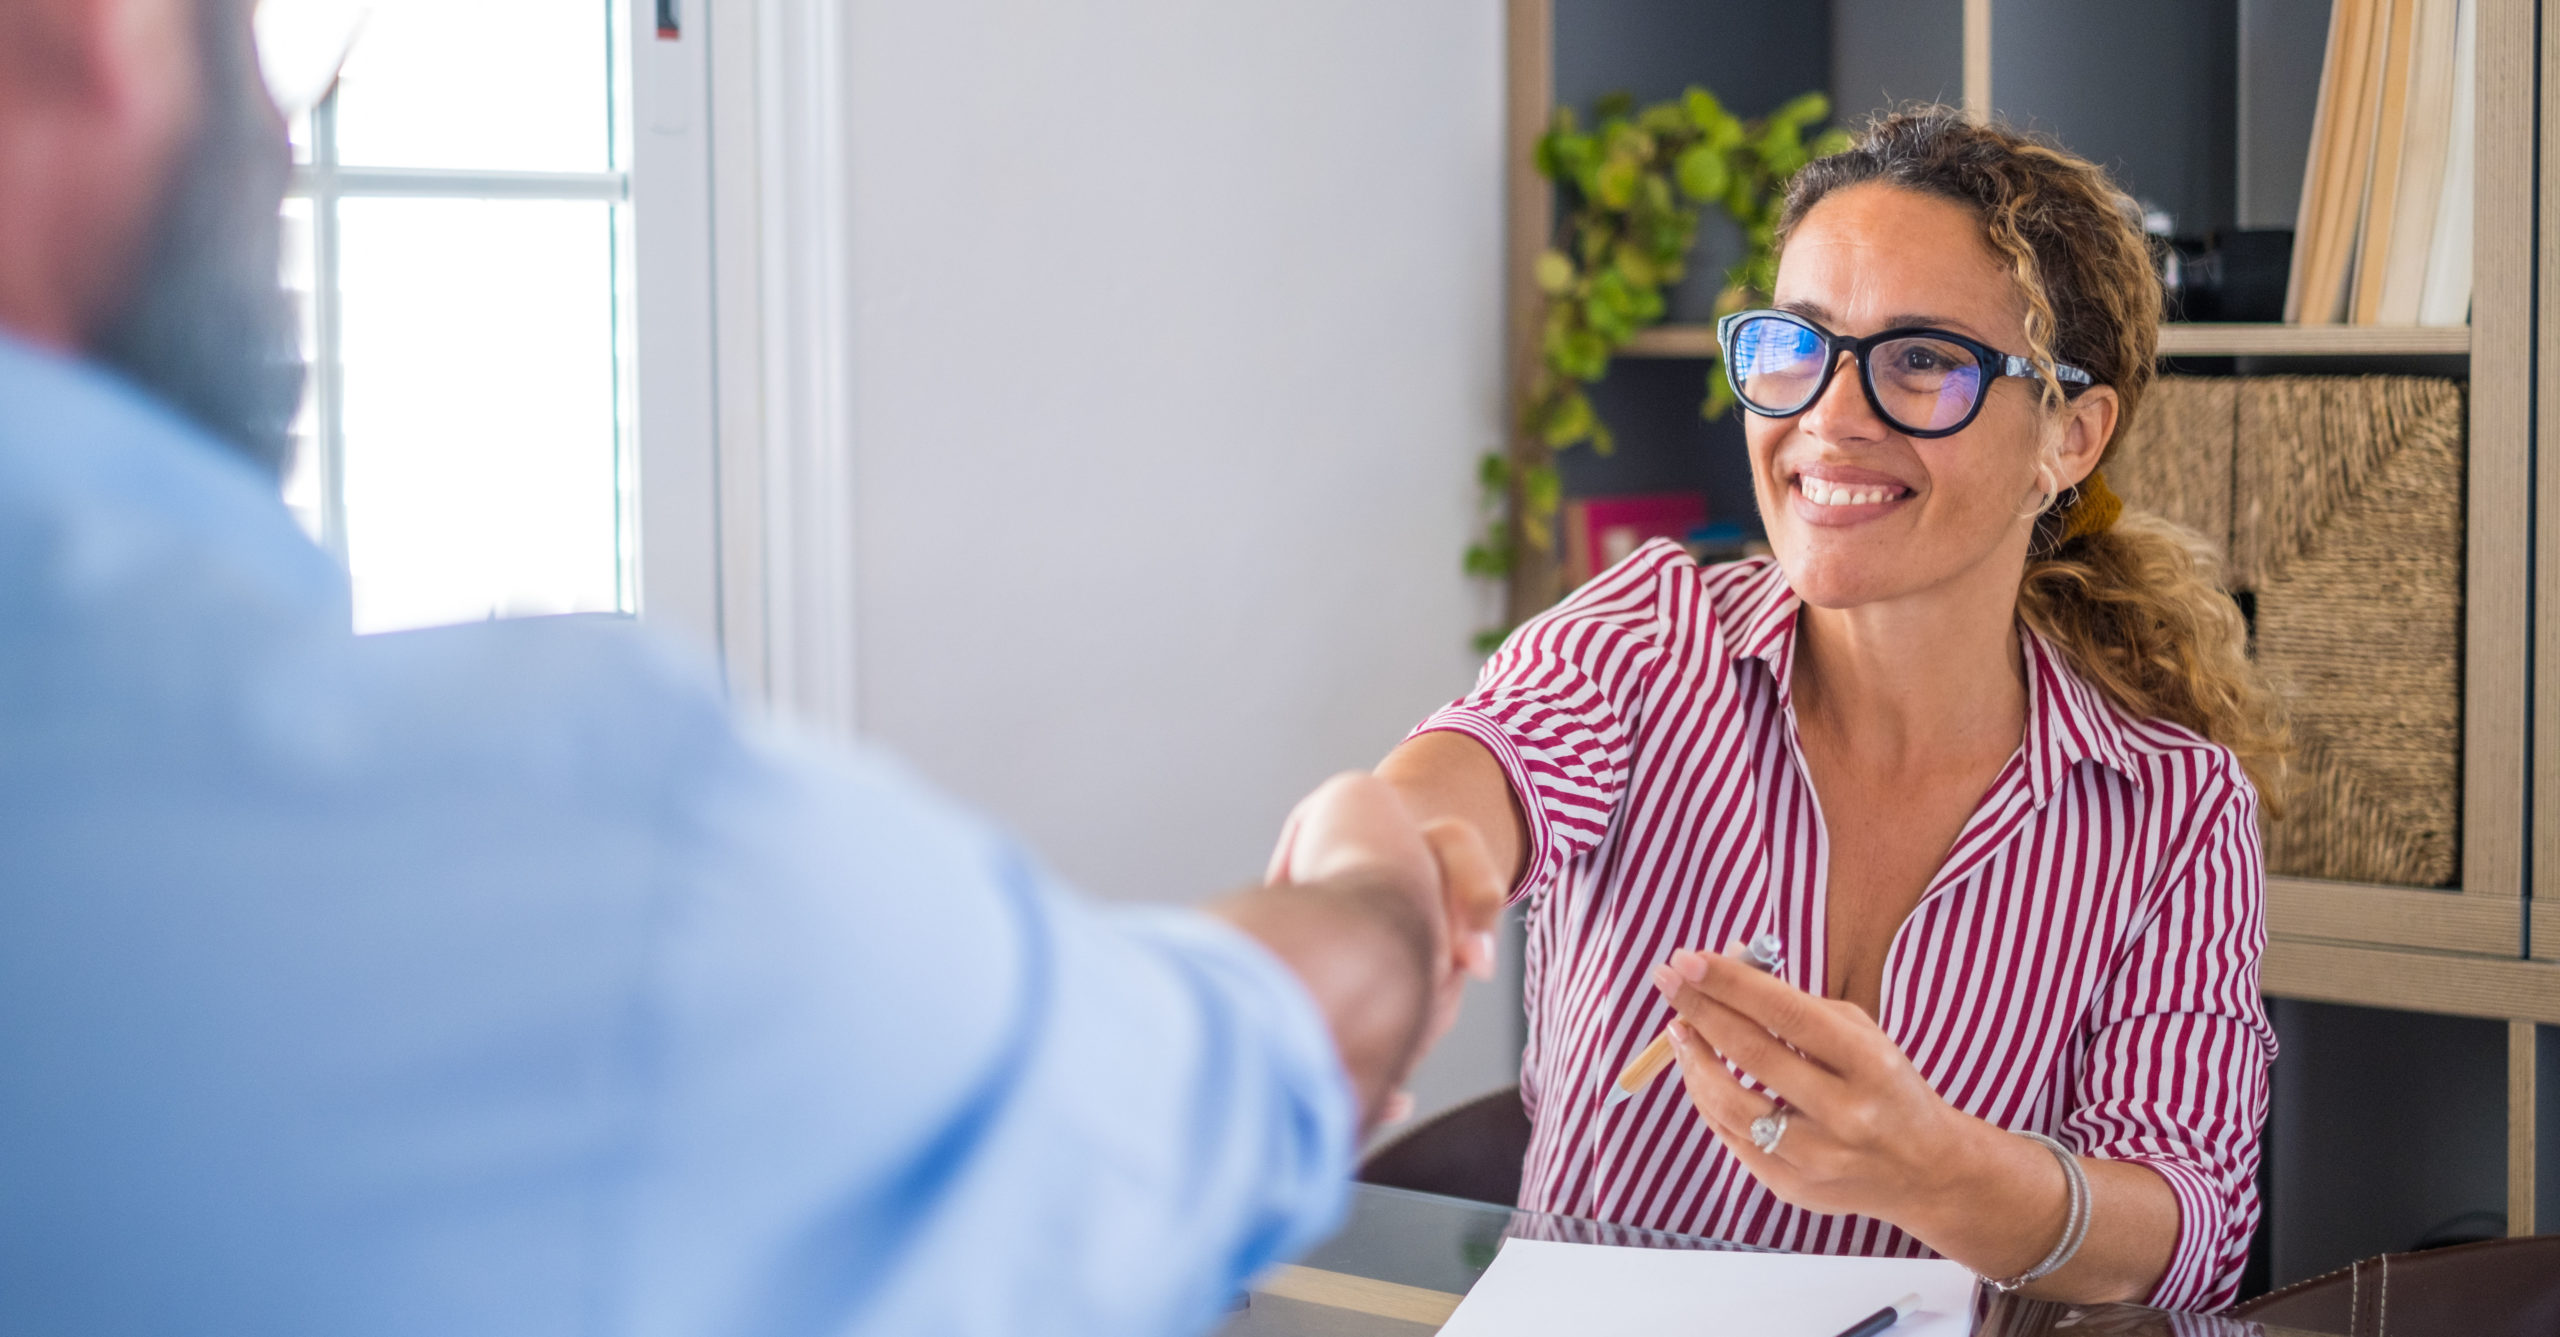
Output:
[1254,1265,1463,1326]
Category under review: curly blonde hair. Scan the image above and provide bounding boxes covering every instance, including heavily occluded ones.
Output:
[1776,108,2289,799]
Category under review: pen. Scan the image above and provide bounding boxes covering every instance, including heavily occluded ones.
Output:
[1602,931,1784,1107]
[1828,1291,1923,1337]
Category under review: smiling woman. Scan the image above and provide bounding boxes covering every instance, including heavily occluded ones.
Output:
[1280,109,2286,1314]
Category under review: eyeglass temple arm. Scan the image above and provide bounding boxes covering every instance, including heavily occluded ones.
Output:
[2001,354,2093,385]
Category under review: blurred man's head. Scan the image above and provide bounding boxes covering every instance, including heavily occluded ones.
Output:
[0,0,300,473]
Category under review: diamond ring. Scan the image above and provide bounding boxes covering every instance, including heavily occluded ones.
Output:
[1748,1109,1790,1154]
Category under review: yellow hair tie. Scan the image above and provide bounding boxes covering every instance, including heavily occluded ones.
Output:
[2061,469,2123,542]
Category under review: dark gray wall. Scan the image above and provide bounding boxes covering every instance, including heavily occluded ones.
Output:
[1993,0,2239,236]
[2268,1001,2513,1285]
[1830,0,1964,126]
[2238,0,2332,228]
[1555,0,1831,118]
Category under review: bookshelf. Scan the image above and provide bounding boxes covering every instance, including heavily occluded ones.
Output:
[1616,320,2473,359]
[1504,0,2548,1253]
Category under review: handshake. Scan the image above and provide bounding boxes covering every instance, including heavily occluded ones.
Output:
[1211,772,1510,1134]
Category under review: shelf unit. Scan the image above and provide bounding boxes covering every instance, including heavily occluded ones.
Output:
[1503,0,2547,1239]
[1616,321,2474,360]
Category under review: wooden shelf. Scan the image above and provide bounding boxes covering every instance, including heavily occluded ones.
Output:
[1613,321,2471,361]
[2157,322,2472,357]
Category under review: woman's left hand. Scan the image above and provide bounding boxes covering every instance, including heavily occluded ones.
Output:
[1649,944,1979,1223]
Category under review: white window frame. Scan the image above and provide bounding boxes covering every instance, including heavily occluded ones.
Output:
[639,0,859,737]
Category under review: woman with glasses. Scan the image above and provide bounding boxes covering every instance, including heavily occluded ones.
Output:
[1269,109,2283,1309]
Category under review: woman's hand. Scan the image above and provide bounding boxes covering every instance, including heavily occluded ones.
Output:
[1648,944,1986,1223]
[1264,773,1505,1125]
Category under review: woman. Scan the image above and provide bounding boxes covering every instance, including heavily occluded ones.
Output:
[1270,110,2284,1309]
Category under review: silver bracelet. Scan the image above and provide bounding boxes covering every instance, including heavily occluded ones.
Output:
[1983,1131,2091,1293]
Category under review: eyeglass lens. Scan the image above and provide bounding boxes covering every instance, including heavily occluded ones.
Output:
[1727,315,1987,434]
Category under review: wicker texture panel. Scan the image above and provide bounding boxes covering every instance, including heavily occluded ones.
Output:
[2109,375,2465,888]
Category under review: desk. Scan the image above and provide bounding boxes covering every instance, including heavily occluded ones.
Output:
[1221,1185,2329,1336]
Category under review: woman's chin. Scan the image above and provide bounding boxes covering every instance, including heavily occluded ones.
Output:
[1771,543,1924,611]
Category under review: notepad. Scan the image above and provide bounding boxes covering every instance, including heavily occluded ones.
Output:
[1437,1237,1976,1336]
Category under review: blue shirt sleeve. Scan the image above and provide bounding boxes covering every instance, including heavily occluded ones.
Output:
[618,735,1357,1337]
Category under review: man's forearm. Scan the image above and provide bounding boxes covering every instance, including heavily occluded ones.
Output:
[1208,870,1436,1129]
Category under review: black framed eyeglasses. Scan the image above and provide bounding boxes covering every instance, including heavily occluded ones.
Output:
[1715,308,2095,439]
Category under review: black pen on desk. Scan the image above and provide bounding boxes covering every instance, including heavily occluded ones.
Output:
[1828,1291,1924,1337]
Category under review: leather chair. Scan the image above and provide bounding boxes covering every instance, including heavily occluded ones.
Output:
[2231,1234,2560,1336]
[1356,1084,1529,1207]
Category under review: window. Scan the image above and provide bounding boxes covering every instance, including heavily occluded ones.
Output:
[281,2,637,634]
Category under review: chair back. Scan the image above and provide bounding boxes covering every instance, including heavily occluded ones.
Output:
[1355,1085,1528,1207]
[2231,1234,2560,1336]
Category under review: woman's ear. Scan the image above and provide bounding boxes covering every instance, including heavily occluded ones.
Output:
[2049,385,2119,490]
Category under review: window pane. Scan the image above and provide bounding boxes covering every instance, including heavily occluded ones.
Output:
[332,0,612,173]
[277,196,325,541]
[336,197,626,633]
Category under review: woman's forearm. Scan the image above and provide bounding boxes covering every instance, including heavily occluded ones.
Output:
[1894,1115,2179,1304]
[1373,731,1530,893]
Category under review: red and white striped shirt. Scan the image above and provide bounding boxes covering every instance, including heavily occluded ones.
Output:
[1416,542,2274,1311]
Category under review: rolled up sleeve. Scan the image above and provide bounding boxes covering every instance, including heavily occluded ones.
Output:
[1410,543,1679,901]
[2062,785,2275,1312]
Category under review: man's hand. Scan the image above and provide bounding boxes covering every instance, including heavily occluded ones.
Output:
[1214,772,1504,1132]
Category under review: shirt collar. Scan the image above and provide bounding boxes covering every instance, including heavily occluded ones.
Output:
[1720,560,2147,804]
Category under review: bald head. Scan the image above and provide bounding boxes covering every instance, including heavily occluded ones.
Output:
[0,0,299,471]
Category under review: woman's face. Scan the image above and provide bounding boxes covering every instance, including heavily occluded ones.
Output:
[1744,183,2116,612]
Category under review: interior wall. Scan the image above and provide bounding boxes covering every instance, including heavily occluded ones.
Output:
[836,0,1517,1119]
[1994,0,2240,237]
[2267,1000,2512,1285]
[1830,0,1964,125]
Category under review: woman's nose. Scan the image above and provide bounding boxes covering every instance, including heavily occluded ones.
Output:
[1798,350,1889,442]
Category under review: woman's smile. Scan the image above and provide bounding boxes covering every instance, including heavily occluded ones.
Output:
[1788,462,1917,527]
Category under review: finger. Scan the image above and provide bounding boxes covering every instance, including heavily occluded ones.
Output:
[1666,943,1870,1069]
[1380,1090,1417,1127]
[1651,968,1848,1111]
[1661,1012,1780,1137]
[1420,817,1503,980]
[1264,805,1303,885]
[1668,1022,1803,1177]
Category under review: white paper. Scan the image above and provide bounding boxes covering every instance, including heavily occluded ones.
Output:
[1436,1238,1977,1337]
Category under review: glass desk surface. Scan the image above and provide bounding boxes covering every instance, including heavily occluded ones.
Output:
[1218,1183,2331,1337]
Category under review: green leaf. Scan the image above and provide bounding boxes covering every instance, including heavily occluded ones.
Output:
[1683,87,1725,131]
[1811,127,1854,158]
[1641,172,1675,215]
[1594,157,1640,210]
[1534,249,1578,295]
[1540,392,1595,448]
[1770,91,1830,129]
[1612,243,1659,289]
[1524,462,1564,514]
[1476,450,1510,491]
[1675,143,1729,201]
[1472,626,1512,655]
[1589,420,1617,456]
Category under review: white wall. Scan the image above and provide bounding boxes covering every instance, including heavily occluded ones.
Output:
[837,1,1518,1118]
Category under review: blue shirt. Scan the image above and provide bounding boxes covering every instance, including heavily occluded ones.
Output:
[0,335,1354,1336]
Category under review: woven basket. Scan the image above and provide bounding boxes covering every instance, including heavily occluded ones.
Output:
[2108,375,2465,888]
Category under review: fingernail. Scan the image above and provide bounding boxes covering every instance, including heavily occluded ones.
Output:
[1650,963,1681,993]
[1672,950,1708,982]
[1475,930,1498,966]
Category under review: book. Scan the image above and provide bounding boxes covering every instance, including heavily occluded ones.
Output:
[2289,0,2382,325]
[2372,0,2458,323]
[1561,493,1707,588]
[2417,0,2476,325]
[2348,0,2421,324]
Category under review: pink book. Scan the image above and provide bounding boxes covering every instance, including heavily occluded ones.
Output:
[1563,493,1708,587]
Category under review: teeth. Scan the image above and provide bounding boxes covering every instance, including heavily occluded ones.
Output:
[1799,479,1897,507]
